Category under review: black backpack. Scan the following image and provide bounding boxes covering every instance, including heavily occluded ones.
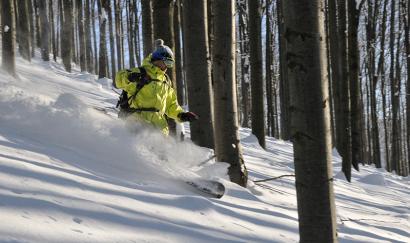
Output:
[116,67,148,111]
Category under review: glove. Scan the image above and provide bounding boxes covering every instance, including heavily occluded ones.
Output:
[178,112,199,122]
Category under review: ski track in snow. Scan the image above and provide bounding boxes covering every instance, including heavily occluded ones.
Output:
[0,52,408,242]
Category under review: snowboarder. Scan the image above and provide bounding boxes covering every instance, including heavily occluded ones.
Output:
[115,39,198,135]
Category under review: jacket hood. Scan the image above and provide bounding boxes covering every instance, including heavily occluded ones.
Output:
[142,54,167,82]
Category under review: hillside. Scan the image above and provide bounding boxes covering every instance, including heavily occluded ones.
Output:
[0,55,408,243]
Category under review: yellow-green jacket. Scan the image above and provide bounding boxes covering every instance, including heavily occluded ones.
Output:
[115,54,184,135]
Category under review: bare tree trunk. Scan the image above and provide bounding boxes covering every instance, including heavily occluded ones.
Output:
[76,0,86,71]
[337,0,353,181]
[212,0,248,187]
[389,0,400,173]
[2,0,16,76]
[62,0,73,72]
[27,0,35,57]
[134,0,141,66]
[182,0,214,149]
[403,0,410,174]
[33,0,40,48]
[38,0,50,61]
[91,0,98,73]
[328,0,343,150]
[378,0,390,171]
[16,0,31,61]
[98,0,108,78]
[266,0,275,137]
[141,0,154,57]
[248,0,266,148]
[126,0,135,67]
[347,0,362,170]
[366,0,382,167]
[114,0,122,70]
[237,0,250,128]
[282,0,338,241]
[278,0,291,140]
[49,0,57,61]
[106,0,116,77]
[84,0,93,72]
[174,0,184,105]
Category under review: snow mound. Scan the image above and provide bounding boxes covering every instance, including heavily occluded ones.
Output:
[358,173,386,186]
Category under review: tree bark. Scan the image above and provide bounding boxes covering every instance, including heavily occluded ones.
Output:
[211,0,248,187]
[282,0,338,241]
[38,0,50,61]
[338,0,353,181]
[347,0,362,170]
[237,0,250,128]
[174,0,184,105]
[76,0,86,71]
[91,0,98,73]
[16,0,31,61]
[378,0,390,171]
[141,0,154,57]
[248,0,266,148]
[98,0,108,78]
[182,0,214,149]
[62,0,73,72]
[105,0,115,77]
[2,0,16,76]
[84,0,93,72]
[278,0,291,140]
[49,0,57,61]
[114,0,122,70]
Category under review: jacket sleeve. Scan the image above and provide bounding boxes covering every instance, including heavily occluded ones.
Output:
[165,87,184,121]
[114,68,139,95]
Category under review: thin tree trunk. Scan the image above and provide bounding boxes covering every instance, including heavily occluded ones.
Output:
[238,0,250,128]
[16,0,31,61]
[347,0,362,170]
[98,0,108,78]
[84,0,93,72]
[38,0,50,61]
[33,0,40,48]
[248,0,266,148]
[126,0,135,67]
[338,0,353,181]
[278,0,291,140]
[212,0,248,187]
[77,0,86,71]
[91,0,98,73]
[390,0,400,173]
[2,0,16,76]
[106,0,116,77]
[367,0,382,167]
[62,0,73,72]
[377,0,389,170]
[141,0,154,57]
[174,0,184,105]
[49,0,57,61]
[403,0,410,173]
[114,0,123,70]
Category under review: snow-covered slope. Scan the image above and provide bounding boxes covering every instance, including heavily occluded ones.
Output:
[0,55,408,243]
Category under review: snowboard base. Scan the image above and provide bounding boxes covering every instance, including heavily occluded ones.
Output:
[185,179,225,198]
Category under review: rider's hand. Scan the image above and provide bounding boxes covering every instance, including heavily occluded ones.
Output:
[178,112,199,122]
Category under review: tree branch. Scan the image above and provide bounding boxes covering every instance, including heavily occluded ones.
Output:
[253,174,295,183]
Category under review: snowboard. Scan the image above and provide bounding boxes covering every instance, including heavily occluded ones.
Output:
[185,179,225,199]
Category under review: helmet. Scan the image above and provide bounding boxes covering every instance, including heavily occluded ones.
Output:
[151,39,175,68]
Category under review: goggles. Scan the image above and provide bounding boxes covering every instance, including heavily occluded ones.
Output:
[163,58,174,69]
